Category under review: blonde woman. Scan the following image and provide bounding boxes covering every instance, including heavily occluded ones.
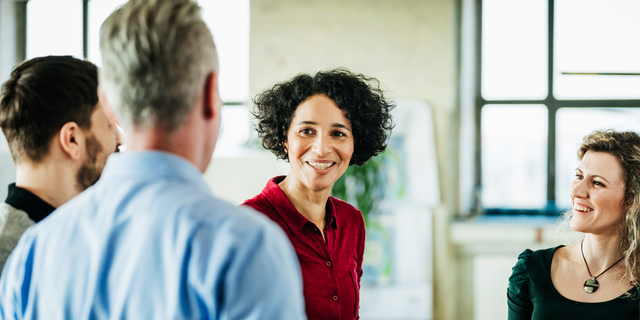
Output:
[508,130,640,319]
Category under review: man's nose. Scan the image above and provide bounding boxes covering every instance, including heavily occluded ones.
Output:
[114,125,124,152]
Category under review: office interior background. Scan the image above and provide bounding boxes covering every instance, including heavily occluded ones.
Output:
[1,0,639,319]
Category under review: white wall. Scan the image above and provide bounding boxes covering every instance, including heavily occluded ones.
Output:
[203,152,290,205]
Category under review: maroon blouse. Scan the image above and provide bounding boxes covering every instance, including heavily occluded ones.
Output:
[243,176,365,320]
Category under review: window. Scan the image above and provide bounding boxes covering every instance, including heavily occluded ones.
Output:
[27,0,83,59]
[25,0,251,156]
[477,0,640,214]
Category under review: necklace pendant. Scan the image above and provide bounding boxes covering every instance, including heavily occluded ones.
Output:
[584,277,599,293]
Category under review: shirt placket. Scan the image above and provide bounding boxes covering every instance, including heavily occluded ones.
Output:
[310,223,340,319]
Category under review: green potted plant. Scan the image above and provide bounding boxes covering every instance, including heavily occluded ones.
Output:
[331,150,403,284]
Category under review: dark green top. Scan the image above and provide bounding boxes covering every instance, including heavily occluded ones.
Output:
[507,246,640,320]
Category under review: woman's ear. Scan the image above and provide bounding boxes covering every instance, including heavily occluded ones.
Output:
[58,122,83,160]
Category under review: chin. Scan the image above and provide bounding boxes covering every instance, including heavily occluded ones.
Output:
[569,217,589,234]
[311,183,334,192]
[307,179,335,192]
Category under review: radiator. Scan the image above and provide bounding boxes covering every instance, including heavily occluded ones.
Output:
[473,256,517,320]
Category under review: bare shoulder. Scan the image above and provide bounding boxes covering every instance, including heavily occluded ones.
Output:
[551,243,579,272]
[556,243,579,260]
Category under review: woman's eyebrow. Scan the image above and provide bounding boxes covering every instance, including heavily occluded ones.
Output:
[578,168,612,184]
[332,123,351,131]
[591,174,611,184]
[296,121,351,131]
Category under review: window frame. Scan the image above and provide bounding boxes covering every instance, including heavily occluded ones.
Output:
[474,0,640,215]
[21,0,248,106]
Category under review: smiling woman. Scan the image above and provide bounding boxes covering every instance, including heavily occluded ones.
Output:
[507,130,640,320]
[243,68,394,320]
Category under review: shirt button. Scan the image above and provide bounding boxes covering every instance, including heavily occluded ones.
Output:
[326,261,332,267]
[333,295,339,301]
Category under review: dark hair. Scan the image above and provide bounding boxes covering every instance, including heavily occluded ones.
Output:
[253,68,394,165]
[0,56,98,163]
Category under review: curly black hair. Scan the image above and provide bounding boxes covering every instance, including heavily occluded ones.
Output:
[253,68,394,166]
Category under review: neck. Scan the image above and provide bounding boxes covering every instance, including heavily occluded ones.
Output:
[125,122,208,173]
[582,234,624,274]
[15,161,80,208]
[278,175,331,228]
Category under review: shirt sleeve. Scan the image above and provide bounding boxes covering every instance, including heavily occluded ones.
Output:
[355,211,365,319]
[356,211,365,283]
[507,249,534,320]
[0,227,37,320]
[219,220,306,320]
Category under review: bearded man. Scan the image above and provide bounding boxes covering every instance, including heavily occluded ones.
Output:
[0,56,121,270]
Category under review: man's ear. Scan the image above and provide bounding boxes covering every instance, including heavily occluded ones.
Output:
[98,87,119,127]
[203,72,219,120]
[58,122,83,160]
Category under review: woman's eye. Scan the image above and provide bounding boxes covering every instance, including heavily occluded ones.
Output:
[593,181,604,187]
[332,131,346,137]
[575,174,583,179]
[300,128,313,135]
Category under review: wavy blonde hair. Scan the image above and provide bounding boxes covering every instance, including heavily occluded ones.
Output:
[562,130,640,290]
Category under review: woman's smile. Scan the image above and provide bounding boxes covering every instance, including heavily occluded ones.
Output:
[283,94,354,192]
[306,160,336,171]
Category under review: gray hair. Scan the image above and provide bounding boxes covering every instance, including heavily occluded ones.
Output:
[99,0,218,130]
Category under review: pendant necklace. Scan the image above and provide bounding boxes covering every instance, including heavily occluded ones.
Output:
[580,239,624,294]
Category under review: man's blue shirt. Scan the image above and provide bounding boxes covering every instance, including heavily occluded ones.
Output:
[0,151,306,319]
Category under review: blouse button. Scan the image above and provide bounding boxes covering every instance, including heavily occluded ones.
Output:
[333,295,339,301]
[326,261,332,267]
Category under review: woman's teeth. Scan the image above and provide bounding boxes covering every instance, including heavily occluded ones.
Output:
[308,161,334,170]
[574,204,594,212]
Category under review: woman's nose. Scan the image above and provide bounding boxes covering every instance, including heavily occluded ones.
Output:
[570,179,589,199]
[312,135,331,155]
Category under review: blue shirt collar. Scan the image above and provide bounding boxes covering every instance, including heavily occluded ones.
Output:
[100,151,209,191]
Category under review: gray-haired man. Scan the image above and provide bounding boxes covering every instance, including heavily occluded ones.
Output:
[0,0,306,319]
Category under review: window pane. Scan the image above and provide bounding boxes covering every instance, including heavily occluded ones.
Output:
[555,108,640,209]
[555,0,640,100]
[201,0,250,102]
[482,105,547,209]
[88,0,128,65]
[213,105,252,157]
[27,0,83,59]
[481,0,547,100]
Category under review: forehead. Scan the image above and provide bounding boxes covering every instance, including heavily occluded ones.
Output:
[292,95,349,123]
[580,150,624,182]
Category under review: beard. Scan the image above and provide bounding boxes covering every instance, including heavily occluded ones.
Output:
[76,134,104,191]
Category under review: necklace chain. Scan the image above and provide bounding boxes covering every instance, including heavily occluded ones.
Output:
[580,239,624,280]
